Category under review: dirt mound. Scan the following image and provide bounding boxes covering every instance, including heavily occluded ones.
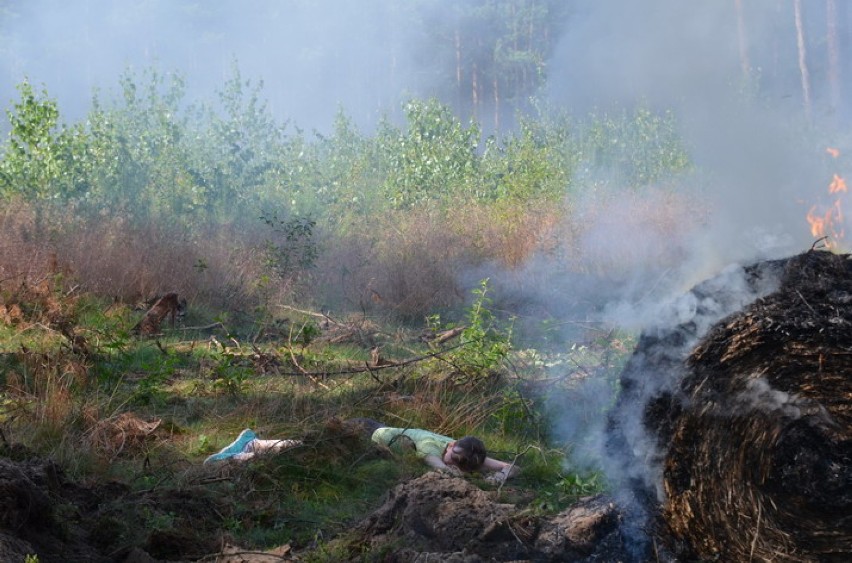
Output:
[351,472,626,562]
[609,249,852,562]
[0,451,629,562]
[0,456,110,562]
[0,451,227,563]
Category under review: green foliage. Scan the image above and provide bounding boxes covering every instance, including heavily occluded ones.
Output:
[491,386,541,438]
[287,319,321,348]
[198,63,287,218]
[578,105,691,187]
[381,99,481,208]
[211,361,250,396]
[444,279,514,379]
[0,81,93,201]
[556,471,604,498]
[261,213,319,277]
[1,69,692,238]
[84,68,197,219]
[191,434,211,455]
[0,287,620,559]
[141,507,176,531]
[312,109,386,218]
[132,351,184,405]
[481,108,574,201]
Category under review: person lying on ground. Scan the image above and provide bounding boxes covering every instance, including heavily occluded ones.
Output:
[205,422,521,483]
[344,417,520,484]
[204,428,302,464]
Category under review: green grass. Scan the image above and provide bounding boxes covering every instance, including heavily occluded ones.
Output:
[0,291,630,558]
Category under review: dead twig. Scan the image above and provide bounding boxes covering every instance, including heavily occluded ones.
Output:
[270,341,470,378]
[286,347,331,390]
[197,549,291,562]
[810,235,830,251]
[423,326,466,345]
[0,272,24,285]
[495,444,534,496]
[177,322,225,332]
[287,323,331,390]
[278,304,343,328]
[749,503,762,562]
[796,290,817,315]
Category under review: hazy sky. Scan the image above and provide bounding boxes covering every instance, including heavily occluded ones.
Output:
[0,1,843,131]
[0,0,427,130]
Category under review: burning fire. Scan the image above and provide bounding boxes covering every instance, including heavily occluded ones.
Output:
[807,149,847,248]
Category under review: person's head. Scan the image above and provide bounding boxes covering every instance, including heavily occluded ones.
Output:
[443,436,487,472]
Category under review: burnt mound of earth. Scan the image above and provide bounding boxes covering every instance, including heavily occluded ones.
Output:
[608,249,852,562]
[351,472,627,562]
[0,449,224,562]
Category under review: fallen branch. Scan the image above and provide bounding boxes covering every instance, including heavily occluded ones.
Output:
[428,326,466,345]
[268,341,470,378]
[278,304,343,327]
[176,322,225,332]
[286,345,331,390]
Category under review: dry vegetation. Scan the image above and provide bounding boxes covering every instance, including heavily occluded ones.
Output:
[0,193,640,561]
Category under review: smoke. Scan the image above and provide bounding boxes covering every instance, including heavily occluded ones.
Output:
[736,377,806,418]
[530,1,847,501]
[548,0,844,272]
[0,0,429,132]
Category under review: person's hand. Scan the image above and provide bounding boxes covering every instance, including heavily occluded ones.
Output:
[485,470,508,485]
[439,465,463,477]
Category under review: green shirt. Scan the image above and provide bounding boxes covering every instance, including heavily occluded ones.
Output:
[371,427,452,458]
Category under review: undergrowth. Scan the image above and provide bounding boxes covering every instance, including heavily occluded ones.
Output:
[0,278,626,559]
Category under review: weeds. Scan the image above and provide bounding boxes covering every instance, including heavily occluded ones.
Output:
[429,279,514,381]
[0,280,634,559]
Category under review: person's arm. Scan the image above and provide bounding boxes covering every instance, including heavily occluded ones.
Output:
[424,454,462,475]
[481,456,520,481]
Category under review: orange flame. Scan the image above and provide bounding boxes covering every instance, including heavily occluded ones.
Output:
[829,173,847,194]
[807,200,845,241]
[807,151,847,248]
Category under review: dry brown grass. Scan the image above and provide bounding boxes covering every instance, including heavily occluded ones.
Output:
[0,188,699,325]
[56,216,274,311]
[313,200,567,320]
[0,202,285,313]
[446,198,566,269]
[4,346,92,437]
[0,200,57,286]
[314,207,471,319]
[569,186,698,276]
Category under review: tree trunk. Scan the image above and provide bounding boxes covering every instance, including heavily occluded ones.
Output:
[471,61,479,124]
[827,0,841,118]
[734,0,751,79]
[493,73,500,131]
[793,0,812,122]
[455,26,463,111]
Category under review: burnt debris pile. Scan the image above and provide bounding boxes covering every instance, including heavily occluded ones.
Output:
[352,472,628,562]
[610,249,852,562]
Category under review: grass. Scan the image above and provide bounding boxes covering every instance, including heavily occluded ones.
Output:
[0,271,628,559]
